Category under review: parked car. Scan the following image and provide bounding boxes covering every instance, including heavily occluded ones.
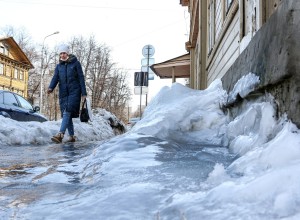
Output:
[0,90,47,122]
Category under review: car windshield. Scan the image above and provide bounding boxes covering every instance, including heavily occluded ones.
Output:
[0,92,3,104]
[3,92,19,107]
[16,94,33,110]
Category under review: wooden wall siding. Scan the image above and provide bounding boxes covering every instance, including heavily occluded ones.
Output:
[207,0,283,85]
[207,13,240,84]
[0,60,29,98]
[181,0,287,90]
[5,65,11,77]
[0,75,10,85]
[191,0,197,11]
[199,0,208,89]
[191,48,195,88]
[195,43,200,89]
[244,0,262,38]
[244,0,255,36]
[207,0,215,53]
[0,37,32,98]
[190,0,199,48]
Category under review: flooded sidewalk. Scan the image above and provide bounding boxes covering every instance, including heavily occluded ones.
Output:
[0,134,234,219]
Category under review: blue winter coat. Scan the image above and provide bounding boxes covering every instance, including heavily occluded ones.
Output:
[48,54,87,118]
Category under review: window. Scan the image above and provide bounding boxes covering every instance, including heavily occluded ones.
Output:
[20,70,24,80]
[225,0,233,13]
[208,0,215,55]
[16,94,33,110]
[0,45,8,56]
[3,92,19,107]
[6,66,11,77]
[14,68,19,79]
[0,46,4,54]
[0,63,4,75]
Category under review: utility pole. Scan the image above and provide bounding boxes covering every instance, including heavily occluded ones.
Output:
[39,31,59,114]
[141,44,155,106]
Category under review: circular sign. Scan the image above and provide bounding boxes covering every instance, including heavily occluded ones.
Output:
[142,44,155,57]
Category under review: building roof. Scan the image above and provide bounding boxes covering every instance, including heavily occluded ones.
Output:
[0,36,34,69]
[150,53,190,79]
[180,0,189,6]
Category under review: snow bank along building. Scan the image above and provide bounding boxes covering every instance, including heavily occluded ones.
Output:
[0,37,34,98]
[151,0,300,128]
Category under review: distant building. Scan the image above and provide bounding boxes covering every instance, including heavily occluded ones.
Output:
[0,37,34,98]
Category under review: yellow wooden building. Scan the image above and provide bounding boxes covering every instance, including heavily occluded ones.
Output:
[0,37,34,98]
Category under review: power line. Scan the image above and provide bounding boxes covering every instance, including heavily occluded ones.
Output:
[0,0,176,12]
[112,19,185,48]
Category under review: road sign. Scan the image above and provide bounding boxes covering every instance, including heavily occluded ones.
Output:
[142,45,155,57]
[141,66,154,73]
[141,58,155,66]
[141,66,155,80]
[134,72,148,86]
[134,86,148,95]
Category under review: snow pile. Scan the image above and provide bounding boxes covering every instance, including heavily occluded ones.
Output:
[227,72,260,103]
[2,71,300,218]
[226,101,278,155]
[0,108,119,146]
[130,79,228,145]
[195,120,300,218]
[133,72,300,219]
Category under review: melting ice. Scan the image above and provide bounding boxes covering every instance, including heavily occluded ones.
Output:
[1,73,300,220]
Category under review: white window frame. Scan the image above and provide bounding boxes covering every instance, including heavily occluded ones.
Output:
[14,68,19,79]
[0,46,4,54]
[225,0,234,13]
[20,70,24,80]
[208,0,215,56]
[6,65,11,77]
[0,45,8,56]
[0,63,4,75]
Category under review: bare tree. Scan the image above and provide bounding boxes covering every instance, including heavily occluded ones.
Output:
[42,47,60,120]
[0,25,39,62]
[0,28,132,122]
[102,69,131,121]
[66,35,131,121]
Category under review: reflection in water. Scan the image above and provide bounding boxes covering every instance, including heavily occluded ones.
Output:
[0,136,234,219]
[0,142,98,214]
[0,163,34,177]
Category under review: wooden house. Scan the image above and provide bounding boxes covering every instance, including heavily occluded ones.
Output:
[183,0,300,127]
[0,37,34,98]
[180,0,283,89]
[152,0,300,127]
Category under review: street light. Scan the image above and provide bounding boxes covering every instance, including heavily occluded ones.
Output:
[39,31,59,114]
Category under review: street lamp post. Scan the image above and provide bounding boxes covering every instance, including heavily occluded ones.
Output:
[39,31,59,114]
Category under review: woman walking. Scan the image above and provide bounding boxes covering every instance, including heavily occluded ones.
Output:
[47,44,87,143]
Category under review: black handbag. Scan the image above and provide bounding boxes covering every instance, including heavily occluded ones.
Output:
[80,99,90,122]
